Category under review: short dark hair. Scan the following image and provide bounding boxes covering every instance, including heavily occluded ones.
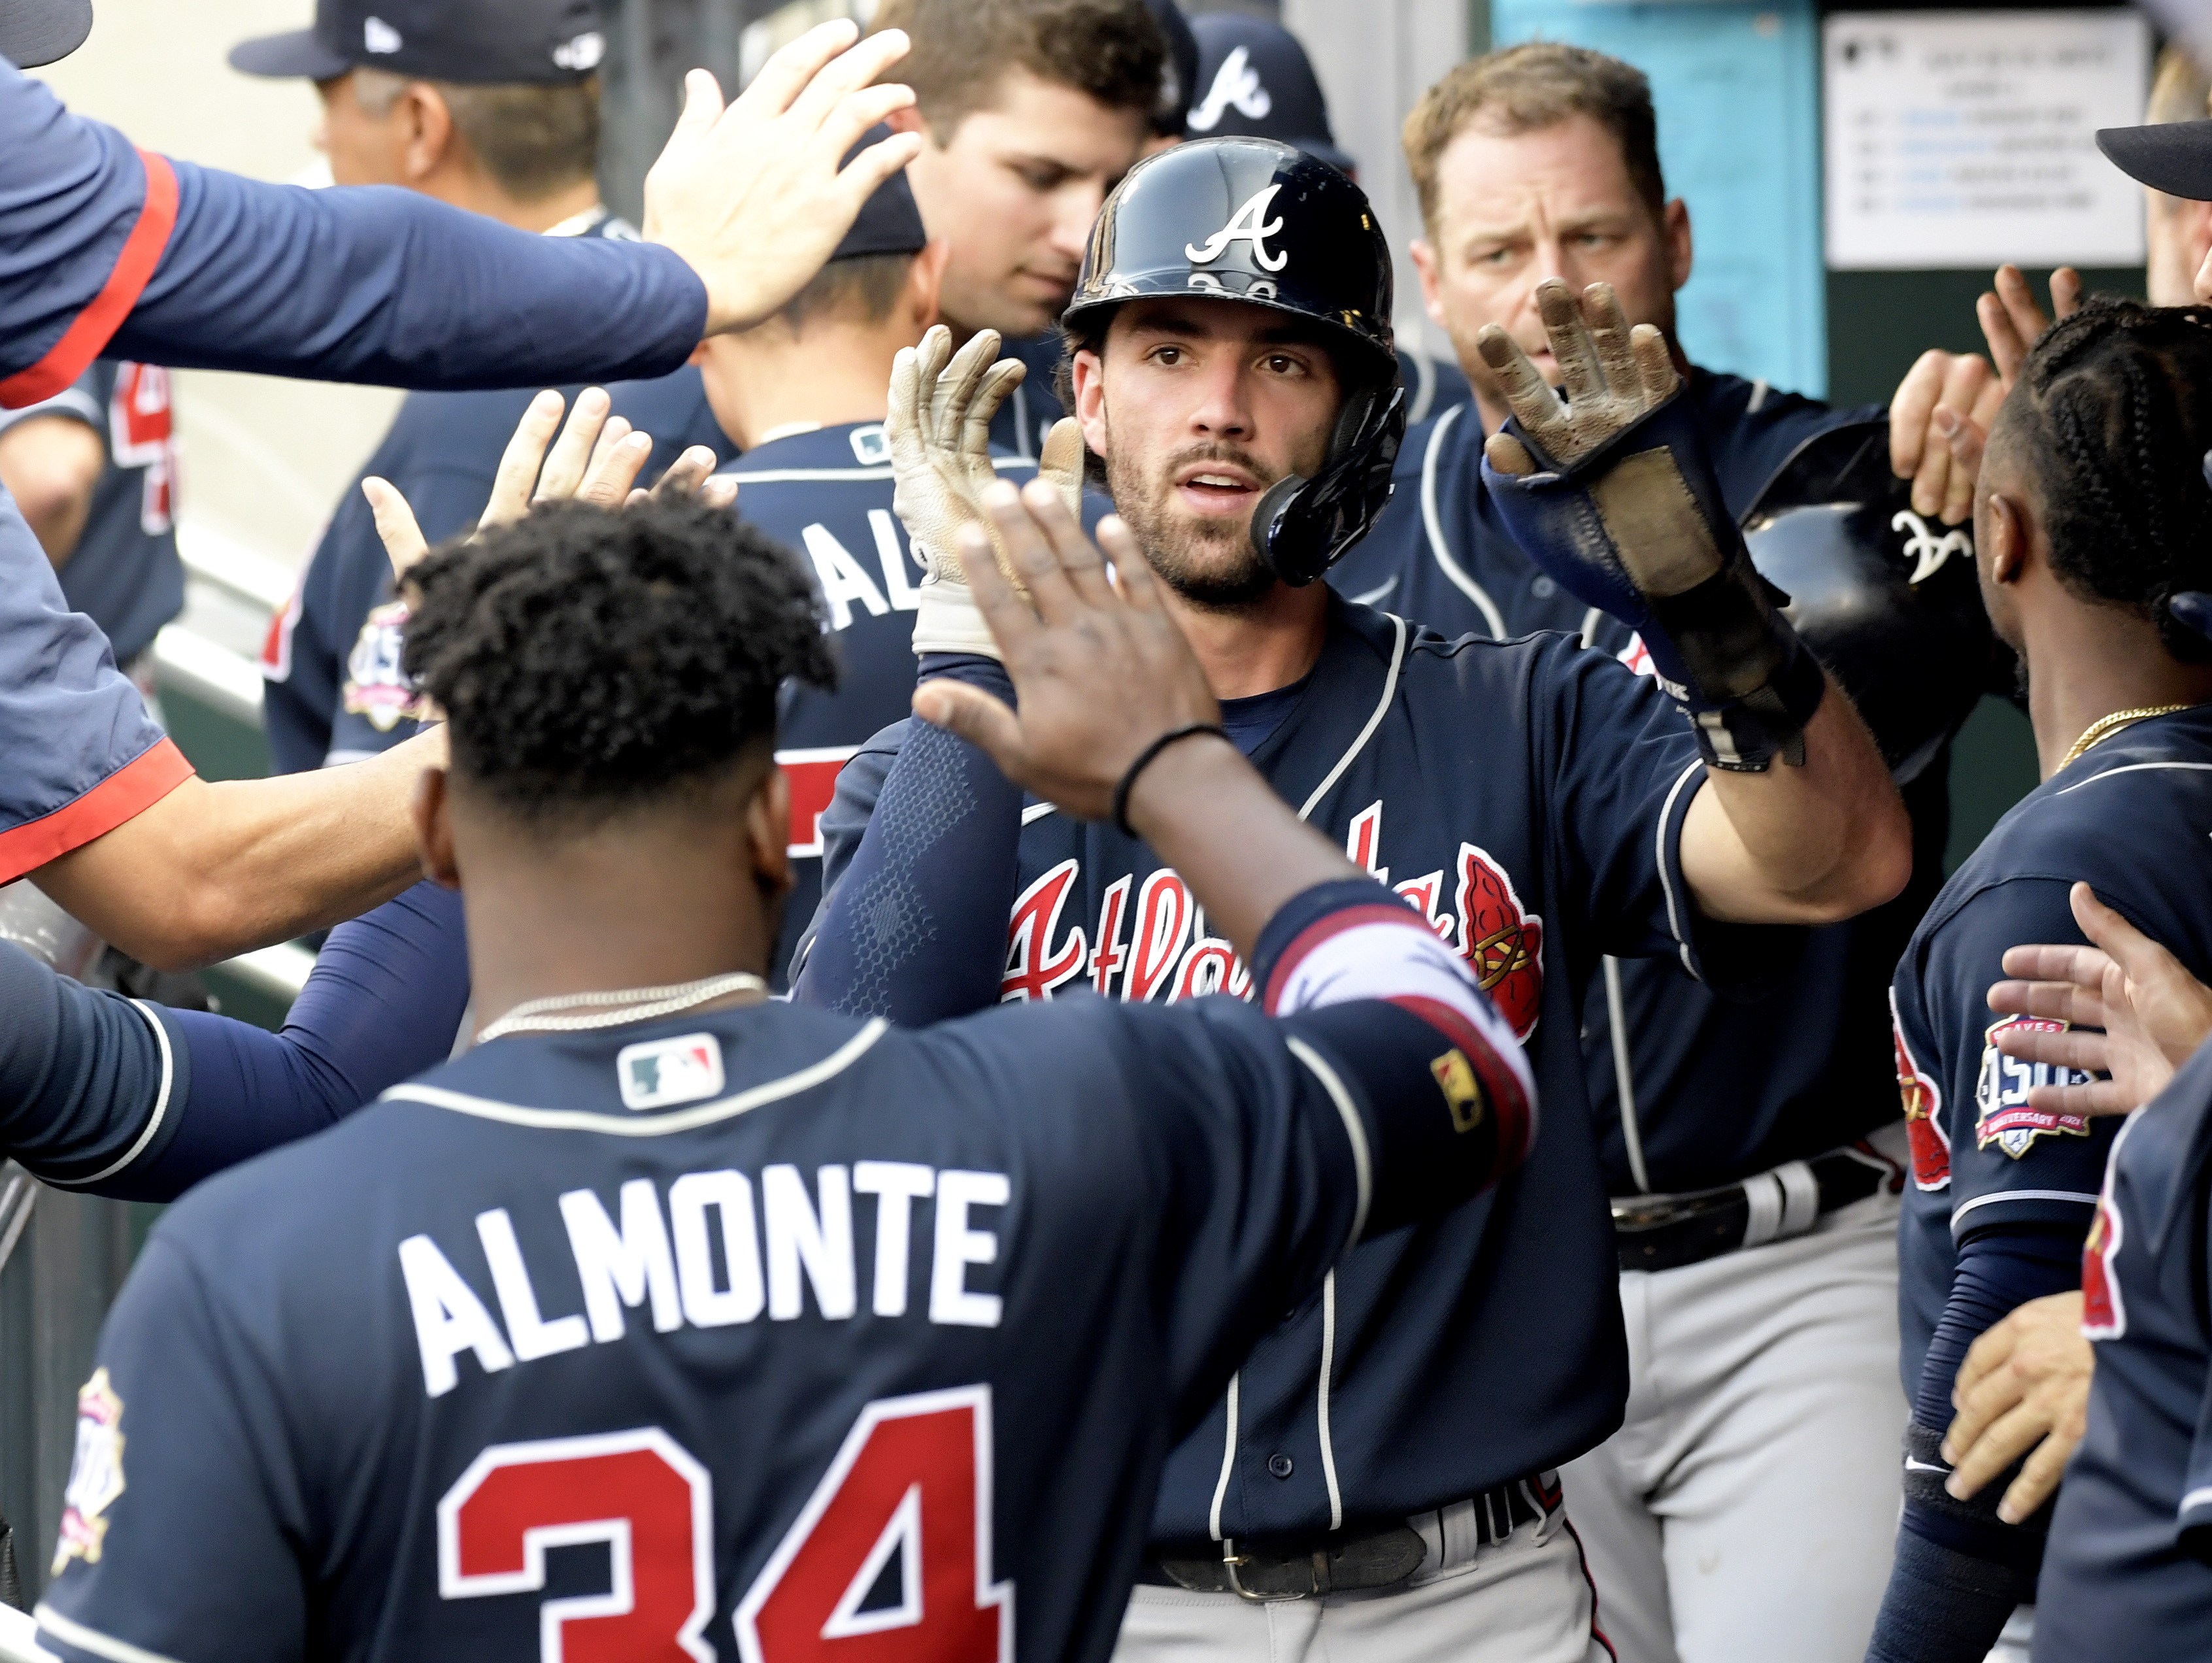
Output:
[777,251,918,333]
[1402,43,1664,231]
[869,0,1164,137]
[2008,297,2212,664]
[354,68,601,202]
[401,499,835,820]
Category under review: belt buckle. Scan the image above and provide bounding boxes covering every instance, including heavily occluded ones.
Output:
[1220,1540,1320,1602]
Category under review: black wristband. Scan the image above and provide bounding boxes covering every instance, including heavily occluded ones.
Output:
[1112,724,1233,837]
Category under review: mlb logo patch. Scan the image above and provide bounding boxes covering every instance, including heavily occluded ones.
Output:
[617,1033,726,1111]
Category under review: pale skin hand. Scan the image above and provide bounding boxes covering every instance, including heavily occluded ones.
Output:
[1987,881,2212,1114]
[914,479,1357,965]
[1942,1290,2092,1524]
[641,22,925,336]
[1888,265,2081,526]
[1481,280,1909,926]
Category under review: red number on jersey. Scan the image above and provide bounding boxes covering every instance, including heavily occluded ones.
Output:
[736,1385,1013,1662]
[437,1427,714,1663]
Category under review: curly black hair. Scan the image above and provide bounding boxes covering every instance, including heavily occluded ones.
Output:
[400,498,834,818]
[2010,297,2212,664]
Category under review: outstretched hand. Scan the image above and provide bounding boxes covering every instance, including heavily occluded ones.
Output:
[913,479,1218,820]
[1986,881,2212,1114]
[1477,278,1678,477]
[363,386,733,579]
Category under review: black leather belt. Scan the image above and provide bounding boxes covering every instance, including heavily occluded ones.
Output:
[1141,1473,1560,1600]
[1613,1143,1902,1275]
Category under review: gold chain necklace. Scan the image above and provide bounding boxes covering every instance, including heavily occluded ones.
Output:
[2057,703,2199,772]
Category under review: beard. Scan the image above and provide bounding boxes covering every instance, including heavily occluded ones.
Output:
[1102,428,1284,614]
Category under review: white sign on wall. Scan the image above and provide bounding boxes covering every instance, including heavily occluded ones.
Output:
[1824,9,2151,270]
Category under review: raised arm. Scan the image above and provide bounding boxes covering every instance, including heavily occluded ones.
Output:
[1479,279,1909,926]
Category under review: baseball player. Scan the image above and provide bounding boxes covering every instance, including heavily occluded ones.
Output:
[801,135,1908,1660]
[867,0,1167,460]
[1182,11,1471,424]
[243,0,733,775]
[29,475,1539,1663]
[1864,298,2212,1663]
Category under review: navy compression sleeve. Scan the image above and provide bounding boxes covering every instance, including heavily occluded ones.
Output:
[0,883,469,1202]
[1864,1225,2081,1663]
[794,656,1019,1023]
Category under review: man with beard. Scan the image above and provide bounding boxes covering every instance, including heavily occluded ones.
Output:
[796,135,1909,1660]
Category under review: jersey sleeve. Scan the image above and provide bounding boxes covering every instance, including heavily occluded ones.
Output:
[0,363,104,436]
[1920,879,2119,1241]
[0,63,705,406]
[35,1235,308,1663]
[0,487,190,884]
[1541,638,1797,988]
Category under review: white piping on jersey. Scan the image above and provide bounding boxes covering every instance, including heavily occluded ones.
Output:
[1296,613,1409,822]
[34,1604,186,1663]
[1745,379,1770,414]
[1286,1037,1373,1248]
[1601,956,1651,1194]
[52,1001,176,1188]
[1020,801,1057,826]
[1405,352,1438,426]
[1316,1269,1345,1531]
[1010,382,1036,462]
[382,1020,886,1135]
[2055,760,2212,794]
[1209,1371,1241,1541]
[712,458,1031,485]
[2181,1484,2212,1515]
[754,419,825,445]
[1347,575,1398,607]
[1654,759,1705,977]
[1418,405,1507,639]
[1578,608,1604,649]
[1951,1188,2100,1226]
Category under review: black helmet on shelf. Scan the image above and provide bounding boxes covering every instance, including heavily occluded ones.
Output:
[1741,419,2002,784]
[1064,135,1405,586]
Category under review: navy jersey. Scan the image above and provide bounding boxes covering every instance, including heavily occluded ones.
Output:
[263,344,729,771]
[1890,708,2212,1404]
[0,61,703,409]
[817,597,1790,1539]
[1330,367,1912,1194]
[711,424,1038,988]
[0,360,182,665]
[988,332,1068,462]
[34,908,1530,1663]
[2037,1042,2212,1660]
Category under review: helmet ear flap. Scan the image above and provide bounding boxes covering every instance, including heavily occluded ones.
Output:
[1252,379,1407,588]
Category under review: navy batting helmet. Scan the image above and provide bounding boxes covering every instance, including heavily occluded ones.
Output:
[1064,136,1404,586]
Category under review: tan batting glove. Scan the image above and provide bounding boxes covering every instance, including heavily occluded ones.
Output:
[890,324,1030,659]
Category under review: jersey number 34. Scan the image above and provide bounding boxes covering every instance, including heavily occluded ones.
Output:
[437,1385,1014,1662]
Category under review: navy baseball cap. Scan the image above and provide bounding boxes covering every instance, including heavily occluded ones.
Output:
[229,0,605,86]
[830,126,927,261]
[0,0,93,67]
[1143,0,1199,139]
[2099,120,2212,201]
[1183,13,1352,176]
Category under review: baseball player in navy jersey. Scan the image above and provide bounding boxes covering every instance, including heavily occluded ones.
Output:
[243,0,734,775]
[800,135,1909,1661]
[30,472,1541,1663]
[1858,299,2212,1663]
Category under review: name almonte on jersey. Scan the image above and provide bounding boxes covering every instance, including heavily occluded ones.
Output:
[1003,799,1545,1040]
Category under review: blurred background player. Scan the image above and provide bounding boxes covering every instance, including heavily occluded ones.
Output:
[1182,10,1470,423]
[237,0,732,774]
[1868,298,2212,1663]
[1140,0,1195,156]
[869,0,1165,460]
[1326,42,1944,1662]
[28,482,1539,1663]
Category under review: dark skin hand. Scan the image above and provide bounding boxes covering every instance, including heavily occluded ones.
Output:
[915,479,1361,964]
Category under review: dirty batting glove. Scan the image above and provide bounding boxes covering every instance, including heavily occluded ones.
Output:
[1477,278,1826,770]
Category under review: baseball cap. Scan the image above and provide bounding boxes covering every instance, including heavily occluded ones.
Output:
[829,126,927,261]
[229,0,607,86]
[1,0,93,67]
[1183,13,1352,176]
[1142,0,1199,139]
[2098,120,2212,201]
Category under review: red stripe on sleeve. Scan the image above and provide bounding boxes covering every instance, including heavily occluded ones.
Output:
[0,737,195,886]
[0,152,180,409]
[1387,991,1534,1175]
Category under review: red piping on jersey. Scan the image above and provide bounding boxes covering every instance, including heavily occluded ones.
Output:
[1261,903,1429,1013]
[0,151,180,409]
[0,737,194,886]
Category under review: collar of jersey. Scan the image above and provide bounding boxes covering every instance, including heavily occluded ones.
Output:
[379,1017,888,1134]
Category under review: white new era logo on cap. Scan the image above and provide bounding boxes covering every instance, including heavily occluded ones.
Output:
[363,15,401,54]
[616,1033,726,1110]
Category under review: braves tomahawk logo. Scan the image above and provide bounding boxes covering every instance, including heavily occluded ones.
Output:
[1890,990,1951,1189]
[1186,184,1288,273]
[1002,800,1545,1038]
